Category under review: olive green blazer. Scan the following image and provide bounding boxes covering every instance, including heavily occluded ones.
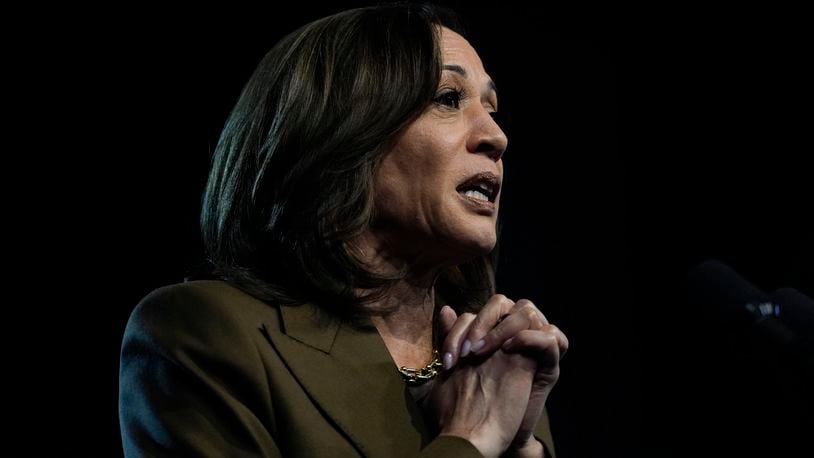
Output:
[119,280,555,457]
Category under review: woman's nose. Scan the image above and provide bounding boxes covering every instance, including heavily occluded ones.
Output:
[467,109,508,162]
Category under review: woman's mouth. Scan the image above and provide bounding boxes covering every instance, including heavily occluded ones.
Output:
[461,189,491,202]
[456,172,500,203]
[456,172,500,214]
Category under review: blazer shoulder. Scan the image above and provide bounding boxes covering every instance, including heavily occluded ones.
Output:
[120,280,283,456]
[124,280,281,351]
[136,279,268,314]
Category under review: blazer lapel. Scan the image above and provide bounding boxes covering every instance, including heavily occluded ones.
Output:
[263,302,431,457]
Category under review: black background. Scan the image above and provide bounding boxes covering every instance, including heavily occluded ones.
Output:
[20,3,811,457]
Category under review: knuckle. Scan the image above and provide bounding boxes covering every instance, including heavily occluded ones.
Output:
[471,312,487,327]
[515,298,536,309]
[494,294,515,308]
[544,324,562,336]
[528,314,543,329]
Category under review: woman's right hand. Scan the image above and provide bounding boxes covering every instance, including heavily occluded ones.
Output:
[425,307,537,458]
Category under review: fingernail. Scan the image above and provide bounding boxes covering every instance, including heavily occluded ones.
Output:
[443,351,454,370]
[461,339,472,357]
[470,339,486,353]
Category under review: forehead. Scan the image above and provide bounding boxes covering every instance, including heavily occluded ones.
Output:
[439,27,487,75]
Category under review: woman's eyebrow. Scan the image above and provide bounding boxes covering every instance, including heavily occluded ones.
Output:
[442,64,498,96]
[443,64,467,77]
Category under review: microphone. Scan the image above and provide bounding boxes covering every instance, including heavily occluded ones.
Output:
[687,260,814,384]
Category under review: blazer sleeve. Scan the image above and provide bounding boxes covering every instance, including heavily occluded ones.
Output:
[118,285,282,457]
[420,436,484,457]
[417,420,555,458]
[535,408,556,458]
[418,411,556,458]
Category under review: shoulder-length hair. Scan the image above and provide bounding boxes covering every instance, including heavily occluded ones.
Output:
[201,2,498,327]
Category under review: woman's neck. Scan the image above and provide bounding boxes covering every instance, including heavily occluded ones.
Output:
[368,279,436,368]
[353,231,439,368]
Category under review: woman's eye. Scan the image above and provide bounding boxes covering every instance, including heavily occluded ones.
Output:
[434,90,461,109]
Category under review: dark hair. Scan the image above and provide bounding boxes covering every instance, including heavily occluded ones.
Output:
[200,2,497,326]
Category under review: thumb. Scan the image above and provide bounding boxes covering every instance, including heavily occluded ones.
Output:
[438,305,457,339]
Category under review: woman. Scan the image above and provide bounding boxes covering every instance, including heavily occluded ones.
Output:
[119,3,568,457]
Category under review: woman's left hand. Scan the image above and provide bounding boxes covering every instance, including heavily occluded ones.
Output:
[439,296,569,453]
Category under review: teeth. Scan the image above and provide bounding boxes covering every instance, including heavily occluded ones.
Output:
[477,184,491,193]
[463,190,490,201]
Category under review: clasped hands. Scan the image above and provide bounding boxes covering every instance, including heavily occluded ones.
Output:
[427,295,569,458]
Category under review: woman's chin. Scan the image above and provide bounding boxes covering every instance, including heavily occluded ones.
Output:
[469,233,497,255]
[440,231,497,264]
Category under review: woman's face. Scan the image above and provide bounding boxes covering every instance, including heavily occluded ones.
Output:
[372,27,507,267]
